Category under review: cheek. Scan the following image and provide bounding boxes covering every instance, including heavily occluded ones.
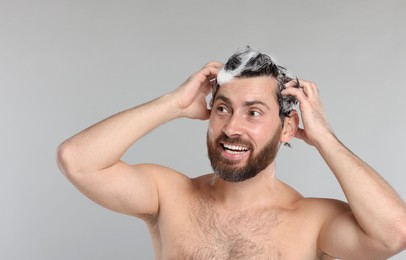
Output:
[208,114,224,133]
[207,119,219,141]
[207,126,214,138]
[248,123,263,134]
[249,122,281,144]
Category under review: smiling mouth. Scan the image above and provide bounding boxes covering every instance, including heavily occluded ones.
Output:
[222,143,250,155]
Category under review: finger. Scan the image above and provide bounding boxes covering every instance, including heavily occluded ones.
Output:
[202,65,221,77]
[203,61,224,70]
[296,80,319,98]
[194,66,220,85]
[284,79,309,99]
[284,79,301,89]
[281,86,307,103]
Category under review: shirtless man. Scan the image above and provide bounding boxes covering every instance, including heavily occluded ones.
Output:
[57,46,406,259]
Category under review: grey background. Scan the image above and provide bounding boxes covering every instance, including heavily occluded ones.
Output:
[1,0,405,259]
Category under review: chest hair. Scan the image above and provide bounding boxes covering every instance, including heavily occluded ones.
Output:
[176,195,285,260]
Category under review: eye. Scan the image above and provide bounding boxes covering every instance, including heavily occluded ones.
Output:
[248,110,261,117]
[216,105,230,115]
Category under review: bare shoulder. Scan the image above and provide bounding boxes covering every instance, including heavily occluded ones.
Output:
[293,196,350,215]
[134,163,212,201]
[269,180,350,217]
[293,197,352,229]
[132,163,187,177]
[296,197,350,213]
[131,163,194,188]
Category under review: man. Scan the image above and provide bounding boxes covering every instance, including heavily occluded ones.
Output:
[57,46,406,259]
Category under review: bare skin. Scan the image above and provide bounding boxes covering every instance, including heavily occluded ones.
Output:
[57,62,406,259]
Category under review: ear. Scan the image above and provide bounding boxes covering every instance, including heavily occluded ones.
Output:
[280,110,299,143]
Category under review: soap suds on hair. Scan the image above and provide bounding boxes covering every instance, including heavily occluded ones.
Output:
[213,45,300,118]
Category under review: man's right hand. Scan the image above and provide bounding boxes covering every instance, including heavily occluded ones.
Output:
[171,61,223,120]
[57,61,223,219]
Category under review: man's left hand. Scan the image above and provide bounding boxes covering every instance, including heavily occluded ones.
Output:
[281,80,334,148]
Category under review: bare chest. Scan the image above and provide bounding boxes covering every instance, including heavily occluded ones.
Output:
[160,197,320,260]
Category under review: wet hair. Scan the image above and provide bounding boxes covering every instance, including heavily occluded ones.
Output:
[212,46,300,120]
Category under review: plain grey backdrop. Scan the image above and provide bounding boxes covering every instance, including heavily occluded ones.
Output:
[1,0,405,259]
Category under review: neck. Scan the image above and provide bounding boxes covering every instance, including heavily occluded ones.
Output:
[210,163,279,208]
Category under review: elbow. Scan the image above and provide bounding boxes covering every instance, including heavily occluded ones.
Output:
[395,221,406,252]
[383,220,406,254]
[56,141,80,178]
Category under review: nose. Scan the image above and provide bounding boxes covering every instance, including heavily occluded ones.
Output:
[223,114,245,137]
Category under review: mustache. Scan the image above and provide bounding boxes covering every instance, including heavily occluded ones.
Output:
[216,133,253,148]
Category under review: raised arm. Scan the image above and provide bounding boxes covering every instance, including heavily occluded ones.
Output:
[56,62,222,219]
[282,80,406,259]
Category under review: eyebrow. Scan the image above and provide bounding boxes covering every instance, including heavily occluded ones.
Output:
[215,95,271,110]
[215,95,232,106]
[244,100,270,110]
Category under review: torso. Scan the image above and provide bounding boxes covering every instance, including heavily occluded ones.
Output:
[146,173,340,260]
[174,195,285,259]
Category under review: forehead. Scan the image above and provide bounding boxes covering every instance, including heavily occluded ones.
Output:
[215,76,279,106]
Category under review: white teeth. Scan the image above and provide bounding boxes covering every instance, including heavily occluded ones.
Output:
[225,149,245,155]
[223,144,249,152]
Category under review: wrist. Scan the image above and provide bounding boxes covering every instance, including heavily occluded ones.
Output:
[314,131,340,151]
[144,92,186,125]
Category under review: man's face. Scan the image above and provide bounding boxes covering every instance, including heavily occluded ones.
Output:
[207,76,283,182]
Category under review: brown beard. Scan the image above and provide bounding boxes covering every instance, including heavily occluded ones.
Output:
[207,127,282,182]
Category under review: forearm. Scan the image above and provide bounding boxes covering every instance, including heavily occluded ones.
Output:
[316,134,406,248]
[57,93,182,174]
